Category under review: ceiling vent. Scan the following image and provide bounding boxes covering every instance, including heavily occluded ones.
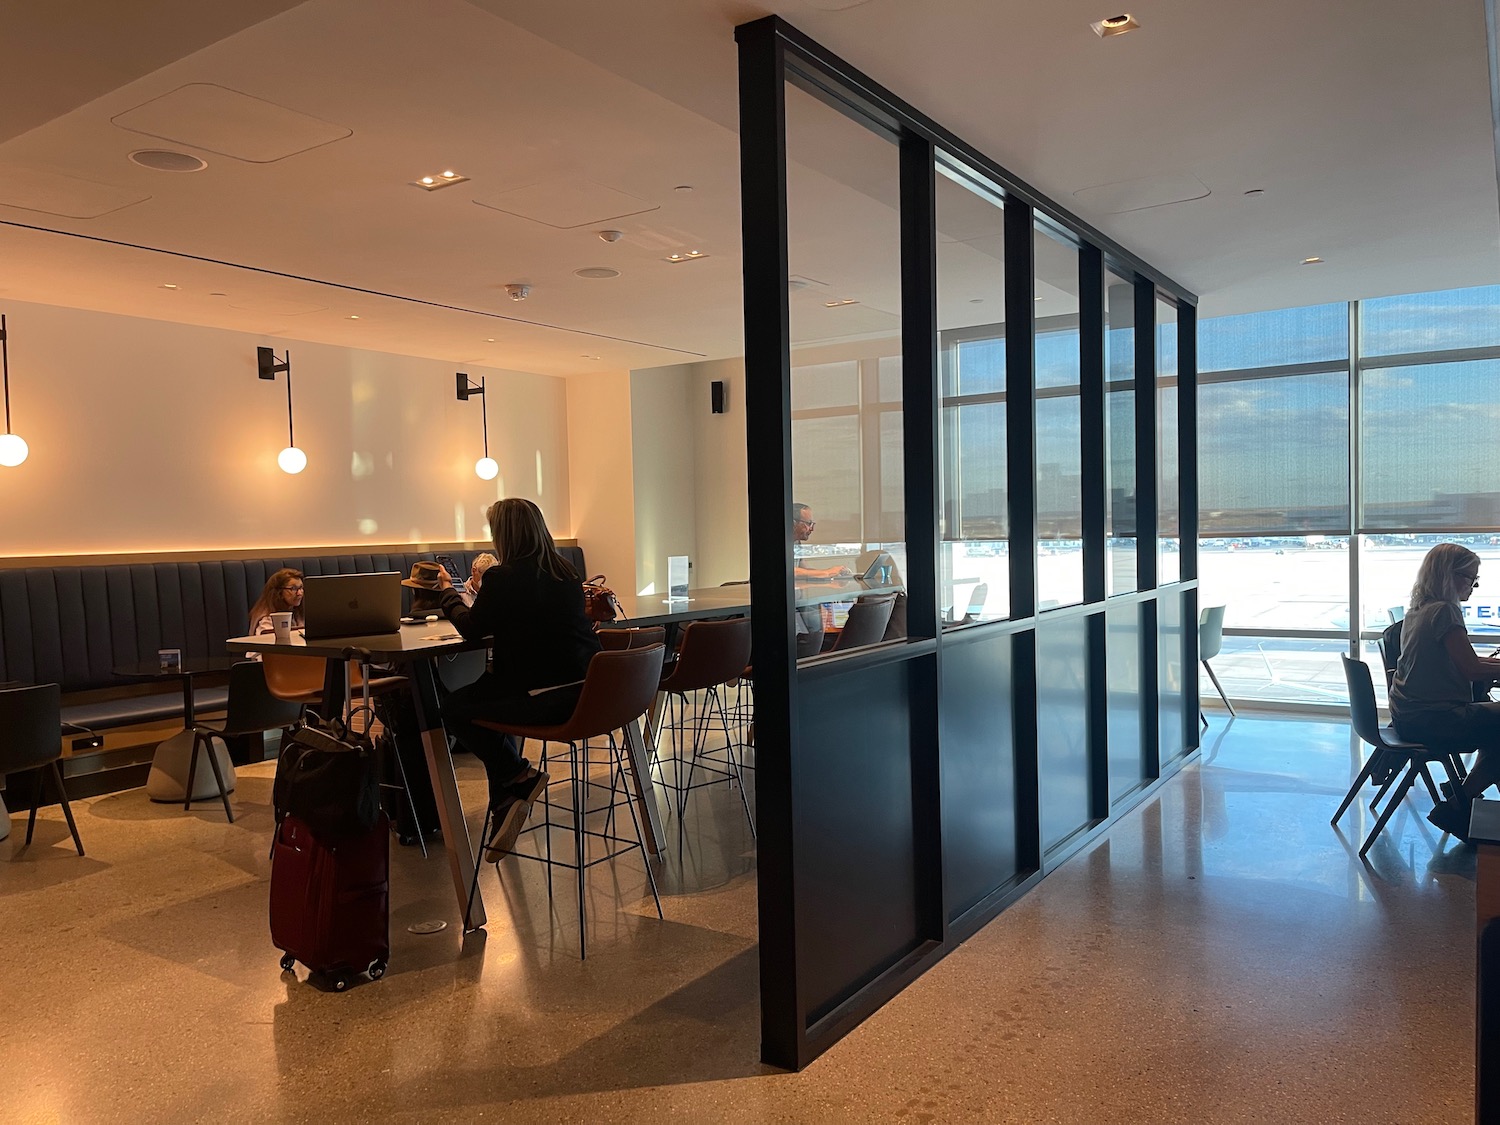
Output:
[128,149,207,173]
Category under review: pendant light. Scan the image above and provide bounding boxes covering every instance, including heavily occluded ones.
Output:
[456,373,498,480]
[257,346,306,474]
[0,314,29,467]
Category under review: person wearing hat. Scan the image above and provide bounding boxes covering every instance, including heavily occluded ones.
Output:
[401,561,447,617]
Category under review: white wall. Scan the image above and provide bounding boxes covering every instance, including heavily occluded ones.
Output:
[688,357,749,585]
[0,299,570,556]
[564,368,636,588]
[629,365,696,595]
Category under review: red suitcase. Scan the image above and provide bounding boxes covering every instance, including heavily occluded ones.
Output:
[270,812,391,990]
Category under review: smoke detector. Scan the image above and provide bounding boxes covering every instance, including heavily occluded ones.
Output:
[504,283,531,301]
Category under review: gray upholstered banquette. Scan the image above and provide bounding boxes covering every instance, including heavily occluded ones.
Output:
[0,545,586,731]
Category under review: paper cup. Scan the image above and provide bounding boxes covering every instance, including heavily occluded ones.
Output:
[270,612,294,643]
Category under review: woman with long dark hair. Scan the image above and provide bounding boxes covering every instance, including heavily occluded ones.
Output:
[1390,542,1500,837]
[248,568,306,635]
[437,498,600,858]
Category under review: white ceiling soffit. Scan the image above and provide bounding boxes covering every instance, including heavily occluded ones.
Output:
[486,0,1500,316]
[0,164,150,219]
[472,179,660,228]
[111,83,352,162]
[1072,172,1211,215]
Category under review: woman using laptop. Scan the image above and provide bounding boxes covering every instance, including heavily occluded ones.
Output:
[1389,542,1500,839]
[436,498,600,859]
[248,568,306,635]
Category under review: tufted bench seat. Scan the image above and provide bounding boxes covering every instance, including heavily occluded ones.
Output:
[0,544,587,735]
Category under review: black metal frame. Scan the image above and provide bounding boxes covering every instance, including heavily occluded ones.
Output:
[737,14,1200,1069]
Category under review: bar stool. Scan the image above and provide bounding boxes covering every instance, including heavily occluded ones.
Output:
[653,616,755,849]
[467,643,666,958]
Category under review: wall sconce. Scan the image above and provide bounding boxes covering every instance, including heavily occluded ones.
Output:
[257,346,306,474]
[0,314,29,468]
[456,372,498,480]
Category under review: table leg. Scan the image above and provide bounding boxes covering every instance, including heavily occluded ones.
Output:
[408,660,486,930]
[621,717,665,856]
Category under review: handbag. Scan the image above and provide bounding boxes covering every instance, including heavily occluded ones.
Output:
[273,713,382,845]
[583,574,624,624]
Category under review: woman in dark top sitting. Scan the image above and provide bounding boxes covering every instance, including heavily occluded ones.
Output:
[1389,542,1500,838]
[436,497,601,859]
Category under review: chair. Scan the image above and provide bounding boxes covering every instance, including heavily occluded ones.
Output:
[0,683,84,856]
[1334,654,1467,856]
[597,626,666,651]
[469,643,666,958]
[1198,606,1235,726]
[184,662,305,821]
[828,592,897,653]
[653,617,755,845]
[261,654,405,711]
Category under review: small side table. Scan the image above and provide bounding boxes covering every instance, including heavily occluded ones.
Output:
[114,658,239,803]
[1471,799,1500,1125]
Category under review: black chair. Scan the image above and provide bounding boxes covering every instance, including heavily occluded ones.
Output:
[828,592,897,653]
[0,683,84,855]
[1334,654,1466,856]
[185,661,304,821]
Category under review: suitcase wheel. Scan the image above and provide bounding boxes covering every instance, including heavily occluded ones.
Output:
[368,959,387,981]
[279,954,296,972]
[332,972,353,993]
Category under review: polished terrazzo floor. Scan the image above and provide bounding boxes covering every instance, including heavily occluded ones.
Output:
[1,713,1479,1124]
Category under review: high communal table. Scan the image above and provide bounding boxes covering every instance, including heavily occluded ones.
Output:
[607,578,901,630]
[227,622,670,930]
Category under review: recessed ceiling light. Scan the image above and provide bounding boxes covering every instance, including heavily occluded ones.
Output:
[160,283,178,290]
[574,267,620,279]
[674,185,694,193]
[347,314,360,319]
[598,230,623,243]
[1302,256,1324,265]
[129,149,208,173]
[209,291,227,297]
[1034,296,1044,301]
[1090,13,1140,36]
[484,337,496,342]
[824,298,859,308]
[580,354,601,360]
[664,250,708,263]
[411,170,469,191]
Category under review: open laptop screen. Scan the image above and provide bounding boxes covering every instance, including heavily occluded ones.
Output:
[302,572,403,638]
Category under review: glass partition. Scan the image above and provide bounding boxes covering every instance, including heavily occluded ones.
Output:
[937,165,1008,623]
[1104,270,1136,595]
[1034,227,1082,609]
[1157,297,1180,583]
[784,80,905,656]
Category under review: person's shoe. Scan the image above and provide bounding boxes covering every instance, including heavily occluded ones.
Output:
[1426,799,1473,842]
[482,795,528,861]
[508,767,550,807]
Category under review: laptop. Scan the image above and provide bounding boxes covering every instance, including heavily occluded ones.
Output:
[854,550,894,583]
[302,572,403,639]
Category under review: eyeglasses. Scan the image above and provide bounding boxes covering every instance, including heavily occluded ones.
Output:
[795,518,815,528]
[1459,573,1480,588]
[279,584,305,592]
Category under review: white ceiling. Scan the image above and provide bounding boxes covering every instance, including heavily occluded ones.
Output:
[0,0,1496,378]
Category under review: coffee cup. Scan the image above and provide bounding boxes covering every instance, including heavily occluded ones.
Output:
[270,612,294,644]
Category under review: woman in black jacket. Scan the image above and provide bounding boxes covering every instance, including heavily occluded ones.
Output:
[436,498,601,859]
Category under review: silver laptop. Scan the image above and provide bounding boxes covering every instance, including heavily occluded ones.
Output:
[854,550,894,583]
[302,572,403,638]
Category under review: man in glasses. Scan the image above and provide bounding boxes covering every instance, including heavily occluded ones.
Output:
[792,502,852,580]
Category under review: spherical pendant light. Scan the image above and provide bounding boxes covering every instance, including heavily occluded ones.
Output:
[0,432,28,467]
[277,445,307,474]
[475,456,499,481]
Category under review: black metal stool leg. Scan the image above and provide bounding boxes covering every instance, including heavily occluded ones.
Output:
[50,762,84,856]
[183,732,203,813]
[202,734,235,822]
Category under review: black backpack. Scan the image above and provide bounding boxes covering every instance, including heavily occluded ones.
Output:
[272,714,381,845]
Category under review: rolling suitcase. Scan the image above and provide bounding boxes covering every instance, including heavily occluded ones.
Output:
[270,811,391,991]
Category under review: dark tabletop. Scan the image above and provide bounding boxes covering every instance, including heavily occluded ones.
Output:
[114,656,240,679]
